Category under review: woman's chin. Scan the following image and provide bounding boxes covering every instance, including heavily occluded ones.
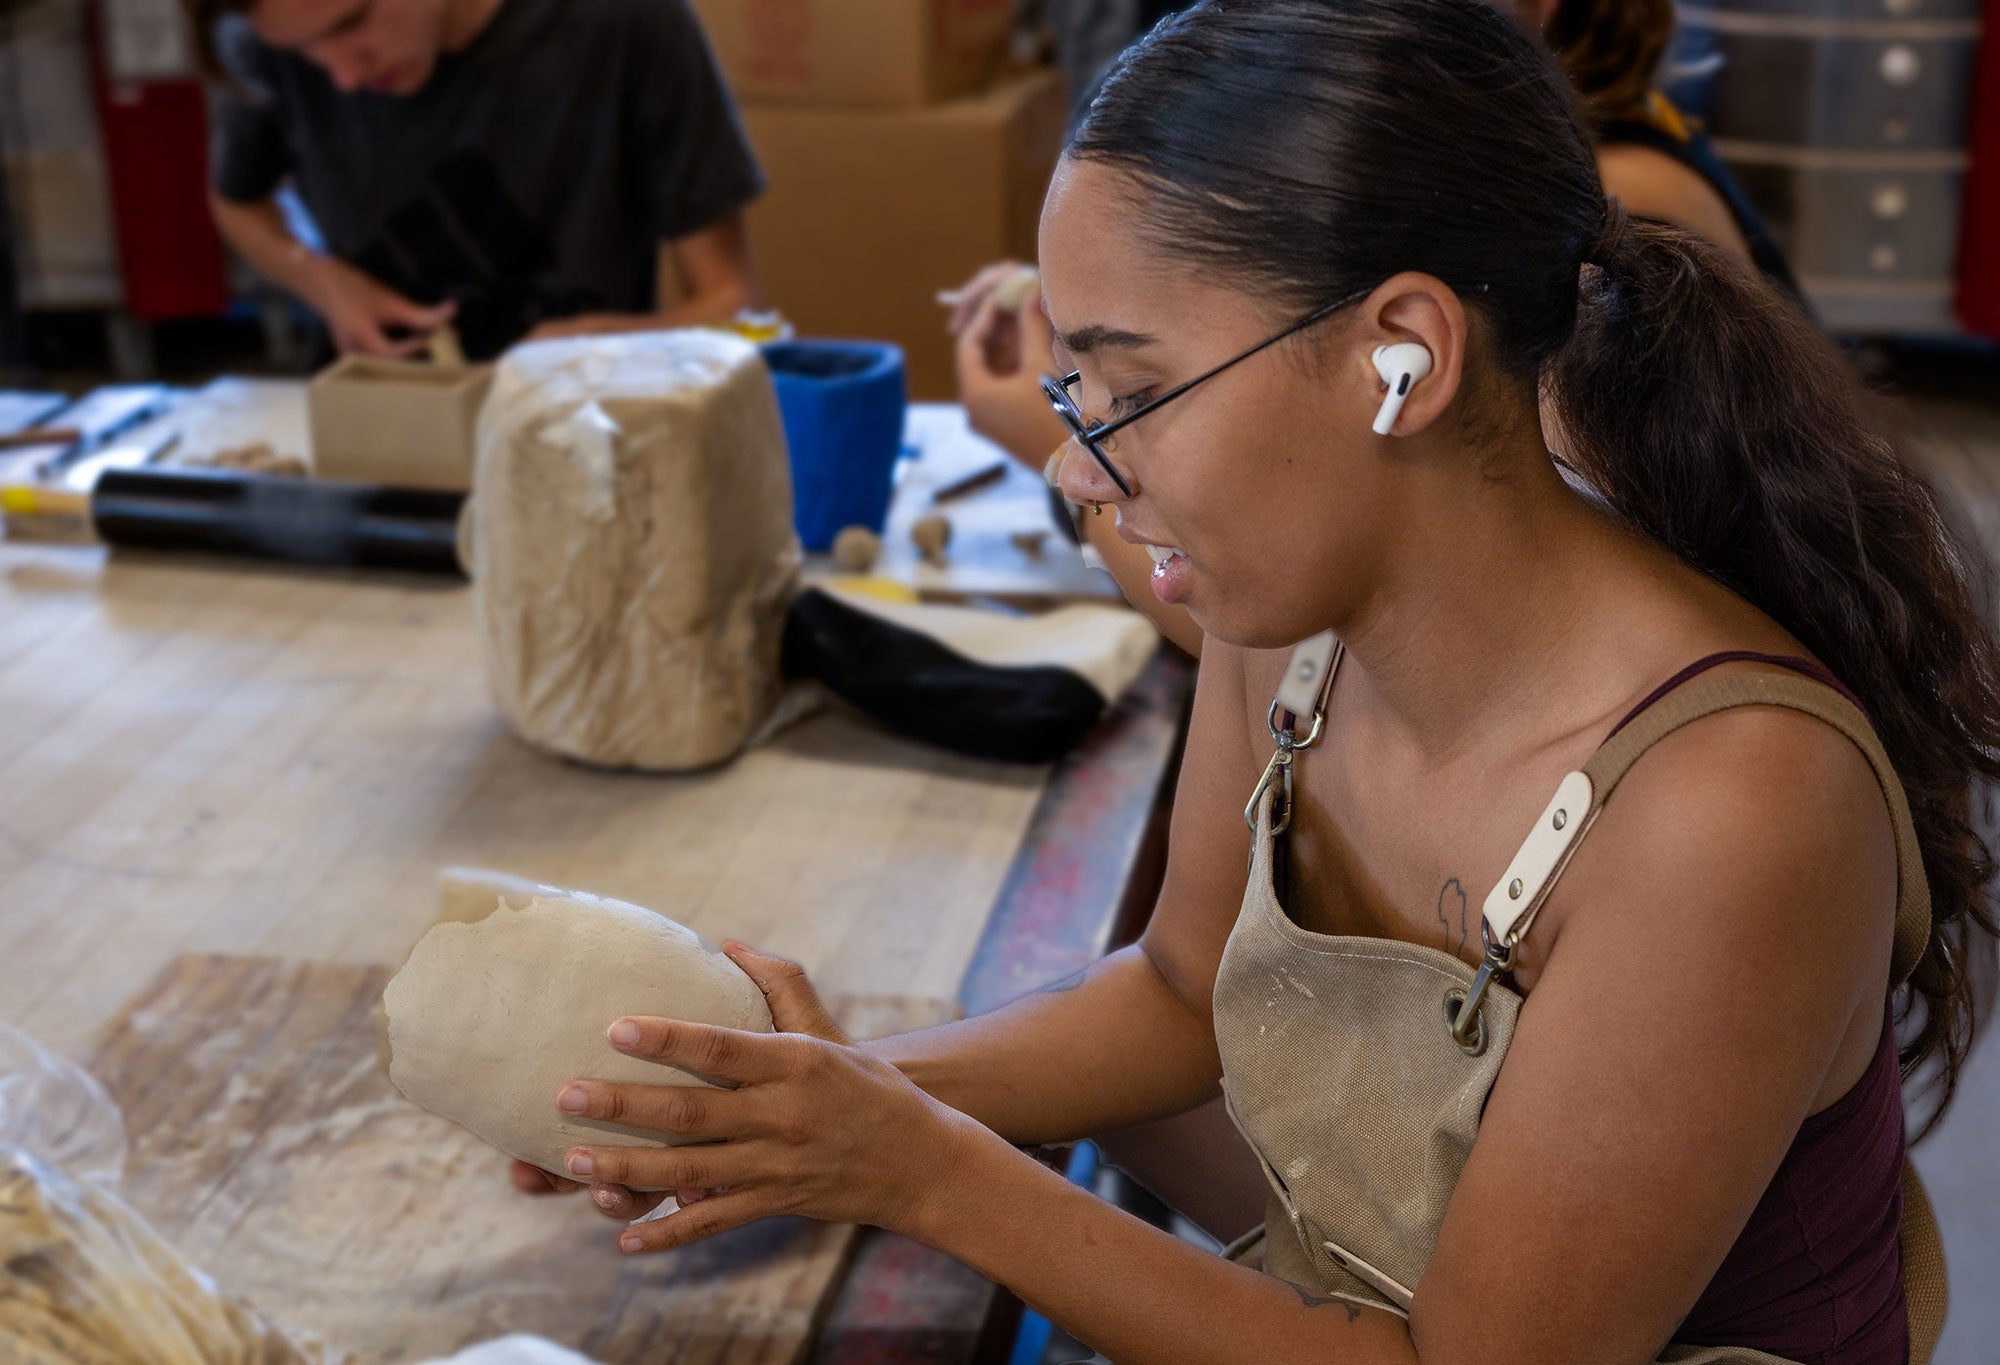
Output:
[1191,603,1335,654]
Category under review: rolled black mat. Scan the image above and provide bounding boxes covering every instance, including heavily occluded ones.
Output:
[90,469,467,577]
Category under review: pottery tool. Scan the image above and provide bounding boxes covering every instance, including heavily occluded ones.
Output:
[932,459,1010,504]
[30,384,175,475]
[0,427,82,450]
[428,325,467,368]
[2,468,467,576]
[57,429,180,489]
[935,265,1041,313]
[0,391,66,435]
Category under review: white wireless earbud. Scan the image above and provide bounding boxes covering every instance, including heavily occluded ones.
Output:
[1370,343,1435,436]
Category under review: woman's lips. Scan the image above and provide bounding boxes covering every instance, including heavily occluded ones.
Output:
[1145,544,1191,604]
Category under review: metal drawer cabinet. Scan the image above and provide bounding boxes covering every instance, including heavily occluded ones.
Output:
[1680,5,1981,151]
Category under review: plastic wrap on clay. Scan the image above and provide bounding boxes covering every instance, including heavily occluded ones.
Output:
[467,332,801,769]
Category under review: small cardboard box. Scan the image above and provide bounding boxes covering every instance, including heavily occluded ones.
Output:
[307,358,494,492]
[690,0,1013,108]
[740,67,1067,399]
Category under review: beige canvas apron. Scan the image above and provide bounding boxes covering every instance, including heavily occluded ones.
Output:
[1207,639,1949,1364]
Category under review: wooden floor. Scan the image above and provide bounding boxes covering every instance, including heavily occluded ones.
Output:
[1899,370,2000,1365]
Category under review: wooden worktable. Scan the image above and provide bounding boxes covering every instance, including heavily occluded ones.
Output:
[0,543,1050,1056]
[0,393,1191,1363]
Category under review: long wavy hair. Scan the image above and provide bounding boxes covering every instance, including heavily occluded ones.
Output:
[1544,0,1677,123]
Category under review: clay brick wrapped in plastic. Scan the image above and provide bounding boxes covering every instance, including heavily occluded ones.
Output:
[466,332,801,770]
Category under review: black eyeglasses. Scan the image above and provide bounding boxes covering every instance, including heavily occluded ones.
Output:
[1041,285,1372,497]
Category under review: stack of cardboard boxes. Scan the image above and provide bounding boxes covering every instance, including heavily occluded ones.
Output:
[691,0,1067,398]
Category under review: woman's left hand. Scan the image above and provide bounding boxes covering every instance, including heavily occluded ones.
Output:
[555,942,982,1254]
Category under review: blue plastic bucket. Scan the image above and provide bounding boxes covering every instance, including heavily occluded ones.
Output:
[762,340,908,552]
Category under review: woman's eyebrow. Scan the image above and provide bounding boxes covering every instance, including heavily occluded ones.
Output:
[1056,324,1160,355]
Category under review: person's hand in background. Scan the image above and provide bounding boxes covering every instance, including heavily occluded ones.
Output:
[945,261,1205,658]
[948,262,1070,471]
[302,254,456,359]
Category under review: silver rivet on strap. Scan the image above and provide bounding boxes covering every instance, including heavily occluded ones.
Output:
[1482,770,1593,949]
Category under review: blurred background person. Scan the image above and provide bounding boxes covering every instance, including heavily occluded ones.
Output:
[188,0,764,360]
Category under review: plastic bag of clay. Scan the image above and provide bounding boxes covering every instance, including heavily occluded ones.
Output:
[417,1336,605,1365]
[467,330,802,769]
[0,1021,335,1365]
[0,1022,126,1187]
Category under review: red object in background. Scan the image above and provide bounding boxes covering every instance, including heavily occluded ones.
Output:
[85,0,229,321]
[1957,0,2000,339]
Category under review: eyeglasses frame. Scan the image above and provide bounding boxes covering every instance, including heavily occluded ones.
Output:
[1039,284,1375,498]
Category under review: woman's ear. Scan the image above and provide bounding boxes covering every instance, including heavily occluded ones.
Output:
[1358,274,1467,439]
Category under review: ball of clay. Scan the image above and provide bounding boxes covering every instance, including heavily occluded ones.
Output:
[911,512,952,567]
[993,265,1042,313]
[382,893,774,1186]
[830,525,882,573]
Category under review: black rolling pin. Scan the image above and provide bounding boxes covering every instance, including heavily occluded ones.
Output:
[5,469,468,576]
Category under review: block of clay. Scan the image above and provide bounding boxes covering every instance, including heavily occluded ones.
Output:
[466,332,801,769]
[308,356,493,491]
[382,889,773,1186]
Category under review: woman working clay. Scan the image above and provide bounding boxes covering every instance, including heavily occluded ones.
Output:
[955,0,1800,656]
[519,2,1997,1359]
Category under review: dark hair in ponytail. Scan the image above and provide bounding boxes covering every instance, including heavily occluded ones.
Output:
[1558,210,2000,1132]
[1072,0,2000,1130]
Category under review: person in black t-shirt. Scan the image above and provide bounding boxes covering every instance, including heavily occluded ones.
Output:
[188,0,764,360]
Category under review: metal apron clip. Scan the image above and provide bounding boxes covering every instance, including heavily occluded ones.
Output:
[1247,633,1339,836]
[1246,699,1326,836]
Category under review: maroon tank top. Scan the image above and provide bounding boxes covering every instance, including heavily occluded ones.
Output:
[1613,653,1910,1365]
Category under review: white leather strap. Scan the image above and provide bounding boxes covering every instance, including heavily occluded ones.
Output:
[1320,1240,1415,1314]
[1480,770,1594,948]
[1275,631,1340,720]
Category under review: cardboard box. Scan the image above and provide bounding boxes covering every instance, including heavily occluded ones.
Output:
[308,358,494,492]
[691,0,1013,107]
[741,67,1068,400]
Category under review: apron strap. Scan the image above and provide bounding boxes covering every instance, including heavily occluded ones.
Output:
[1480,663,1931,988]
[1255,633,1344,907]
